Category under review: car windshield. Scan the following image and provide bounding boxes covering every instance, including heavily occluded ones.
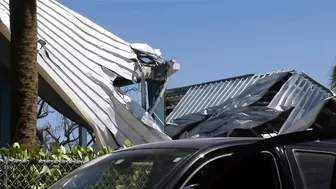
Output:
[49,148,196,189]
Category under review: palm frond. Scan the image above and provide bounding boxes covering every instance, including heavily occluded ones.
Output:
[330,64,336,92]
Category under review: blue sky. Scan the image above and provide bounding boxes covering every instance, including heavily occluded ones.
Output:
[58,0,336,88]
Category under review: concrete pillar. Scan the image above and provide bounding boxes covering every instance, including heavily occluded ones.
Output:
[78,126,87,146]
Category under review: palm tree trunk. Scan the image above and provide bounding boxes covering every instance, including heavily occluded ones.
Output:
[9,0,38,145]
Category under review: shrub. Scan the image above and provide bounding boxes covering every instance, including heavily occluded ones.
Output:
[0,140,133,189]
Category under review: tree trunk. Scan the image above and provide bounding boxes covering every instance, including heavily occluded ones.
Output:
[9,0,38,145]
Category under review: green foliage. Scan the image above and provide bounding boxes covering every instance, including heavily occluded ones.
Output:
[124,139,133,147]
[0,141,133,189]
[93,163,151,189]
[0,143,115,161]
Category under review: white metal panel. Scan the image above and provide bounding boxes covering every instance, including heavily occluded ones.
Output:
[0,0,171,148]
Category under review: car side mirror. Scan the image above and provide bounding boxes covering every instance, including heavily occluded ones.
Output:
[183,184,200,189]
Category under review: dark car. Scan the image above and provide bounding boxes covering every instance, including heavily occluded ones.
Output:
[49,129,336,189]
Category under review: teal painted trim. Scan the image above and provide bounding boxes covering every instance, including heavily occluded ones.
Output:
[147,80,165,131]
[79,126,87,147]
[0,69,10,147]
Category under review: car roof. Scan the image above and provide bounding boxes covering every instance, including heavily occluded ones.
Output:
[119,137,262,152]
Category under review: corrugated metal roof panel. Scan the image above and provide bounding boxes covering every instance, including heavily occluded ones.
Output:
[0,0,137,81]
[166,69,293,123]
[166,71,334,139]
[0,0,170,148]
[269,73,334,131]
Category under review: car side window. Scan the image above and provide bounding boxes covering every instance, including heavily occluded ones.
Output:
[183,152,281,189]
[293,150,336,189]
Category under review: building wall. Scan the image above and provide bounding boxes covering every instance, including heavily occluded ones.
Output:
[0,33,10,147]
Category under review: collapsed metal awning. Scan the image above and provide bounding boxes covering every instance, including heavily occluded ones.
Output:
[166,70,335,139]
[166,70,294,123]
[0,0,178,148]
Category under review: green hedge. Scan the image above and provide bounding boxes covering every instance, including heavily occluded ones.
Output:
[0,143,114,161]
[0,141,134,189]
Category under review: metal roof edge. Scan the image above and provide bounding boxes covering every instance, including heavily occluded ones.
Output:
[166,73,255,94]
[167,69,296,94]
[300,71,335,95]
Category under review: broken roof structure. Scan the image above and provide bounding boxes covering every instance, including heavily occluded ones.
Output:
[0,0,180,148]
[1,1,334,148]
[165,70,336,139]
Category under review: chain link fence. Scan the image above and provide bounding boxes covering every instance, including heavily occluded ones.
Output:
[0,157,153,189]
[0,157,85,189]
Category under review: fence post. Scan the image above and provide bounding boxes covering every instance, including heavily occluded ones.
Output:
[0,158,8,189]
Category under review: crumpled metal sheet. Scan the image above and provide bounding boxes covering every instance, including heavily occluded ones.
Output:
[269,73,333,133]
[167,72,291,139]
[165,113,210,139]
[279,97,336,134]
[130,43,163,63]
[166,70,293,124]
[170,71,290,126]
[175,105,292,139]
[166,71,334,140]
